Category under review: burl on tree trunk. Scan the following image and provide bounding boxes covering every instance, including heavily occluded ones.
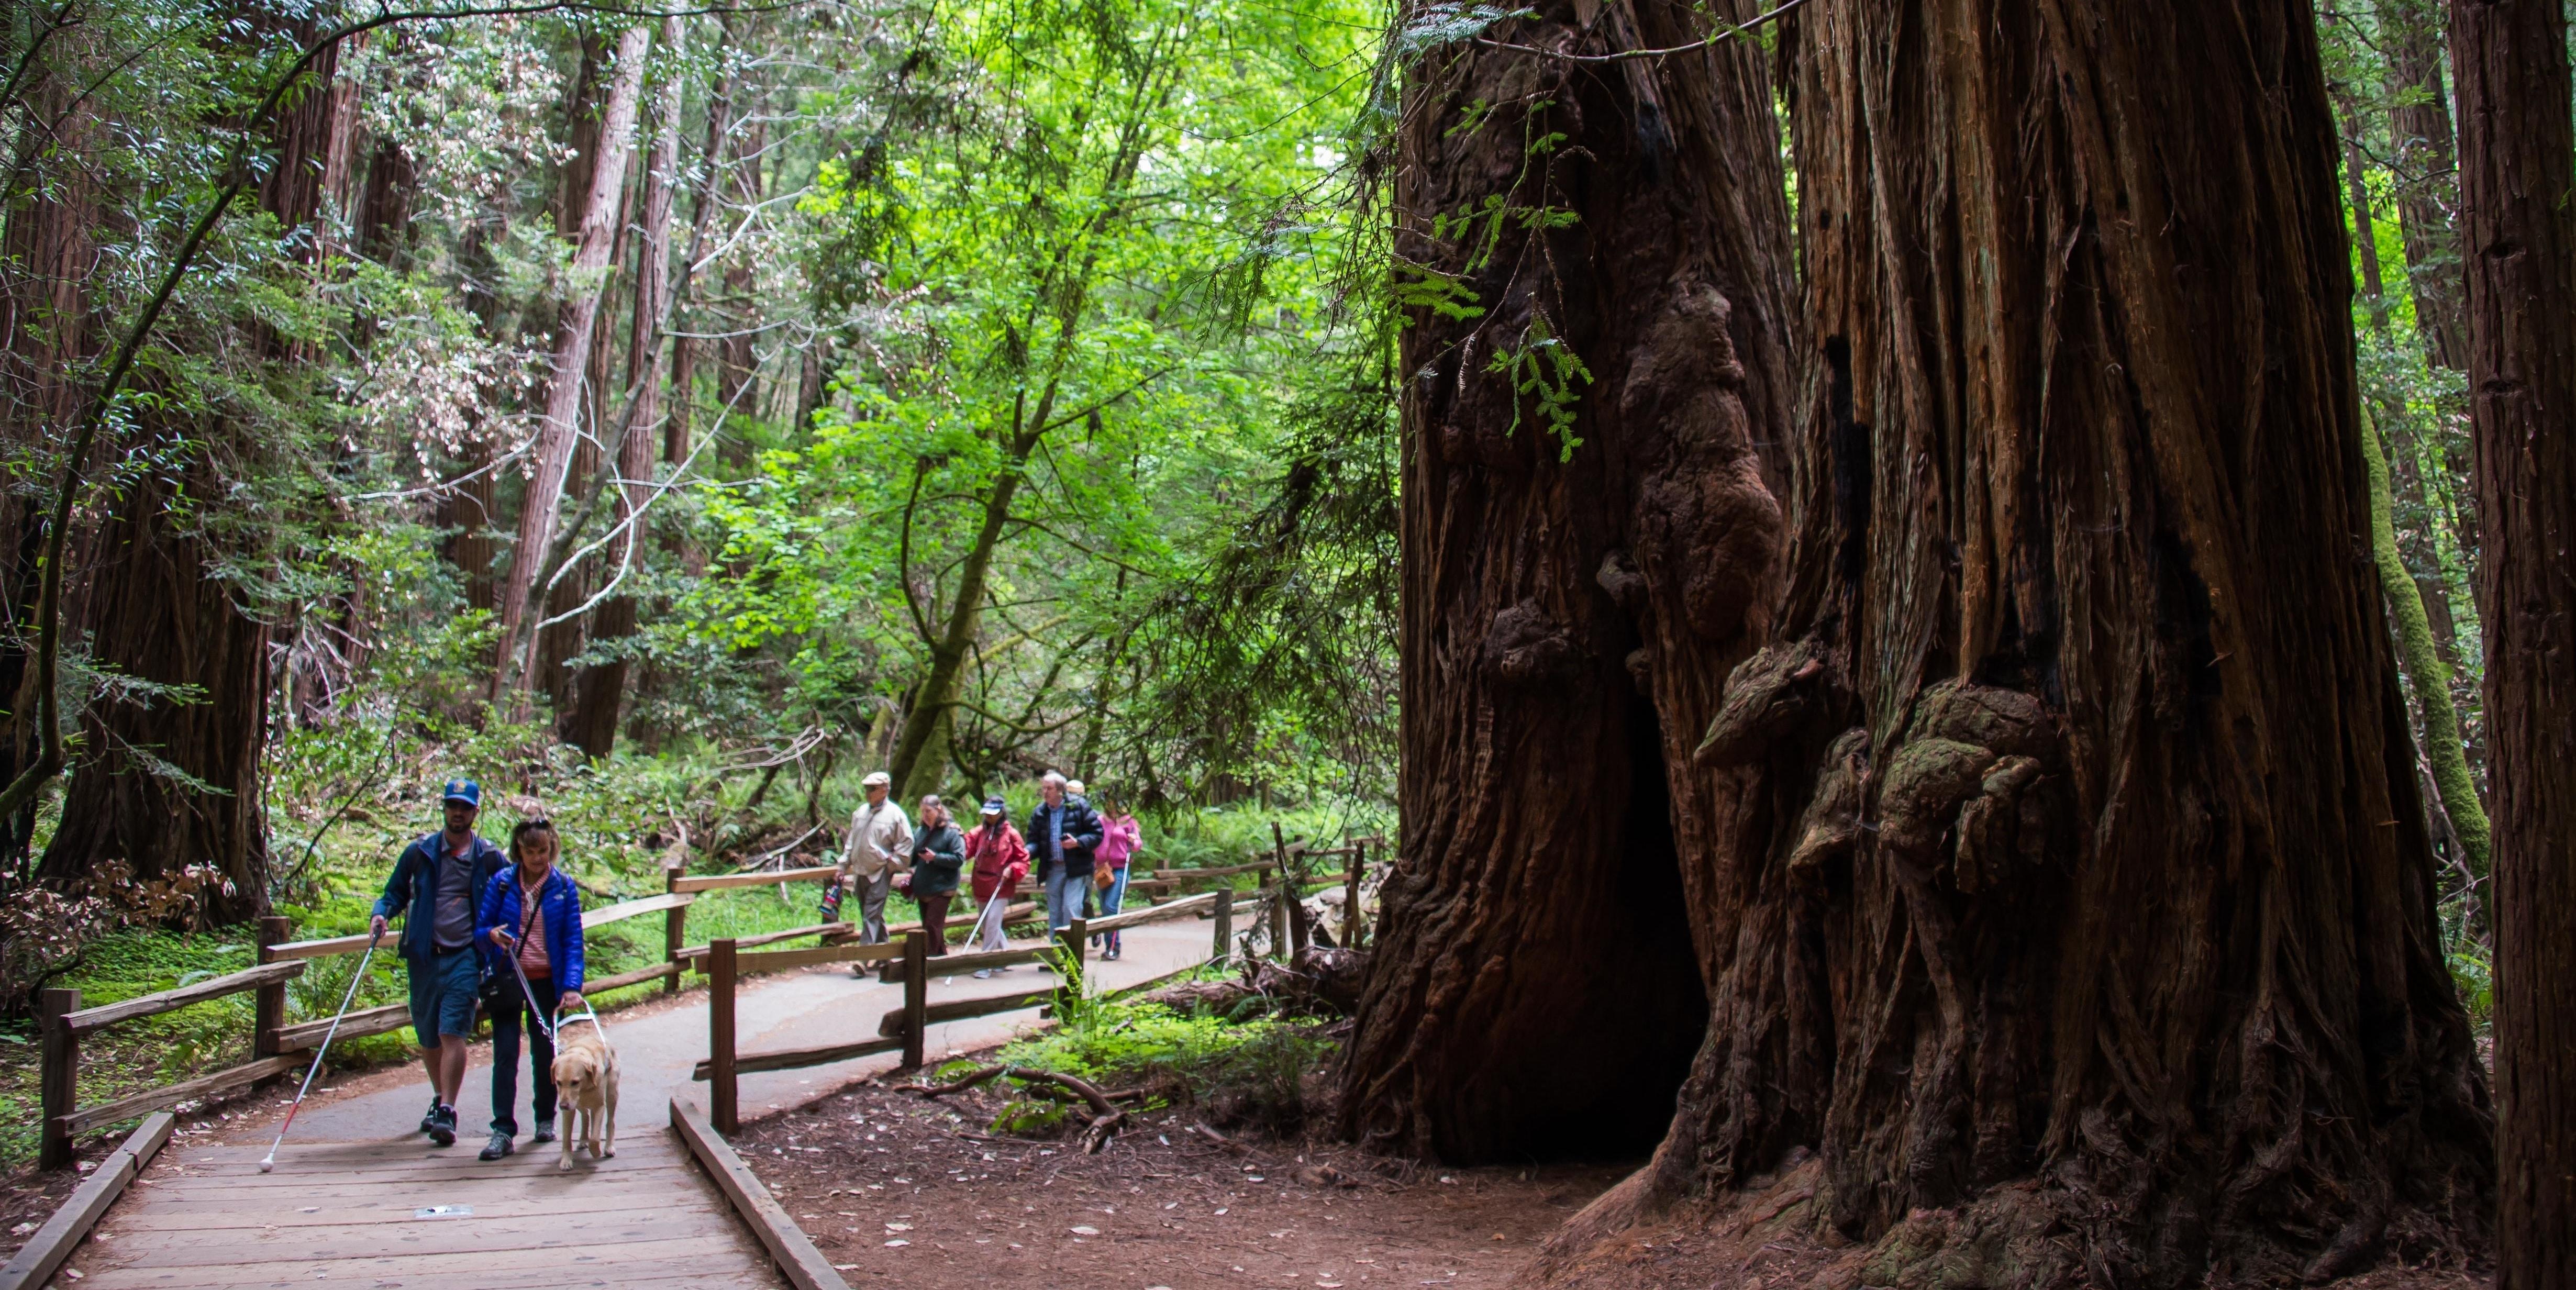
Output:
[1338,0,1799,1162]
[1349,0,2492,1283]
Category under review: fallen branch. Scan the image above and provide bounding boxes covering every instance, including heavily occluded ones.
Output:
[902,1064,1007,1098]
[1005,1065,1118,1119]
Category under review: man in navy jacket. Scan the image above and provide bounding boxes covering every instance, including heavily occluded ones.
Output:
[371,779,507,1147]
[1026,772,1103,938]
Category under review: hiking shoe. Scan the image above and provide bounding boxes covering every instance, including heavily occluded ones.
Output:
[420,1096,441,1135]
[972,968,994,980]
[428,1104,458,1147]
[532,1117,557,1145]
[478,1130,514,1161]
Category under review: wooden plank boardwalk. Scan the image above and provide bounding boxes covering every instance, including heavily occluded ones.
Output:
[39,917,1225,1289]
[56,1127,782,1289]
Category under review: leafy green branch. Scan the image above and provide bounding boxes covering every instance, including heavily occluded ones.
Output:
[1484,313,1591,459]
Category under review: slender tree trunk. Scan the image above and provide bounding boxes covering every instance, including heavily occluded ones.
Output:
[1339,0,1796,1162]
[355,136,417,269]
[887,440,1037,802]
[2362,402,2490,892]
[2343,101,2482,872]
[493,22,650,702]
[444,224,506,623]
[567,16,685,760]
[2449,0,2576,1282]
[2379,0,2486,625]
[713,103,767,475]
[2382,0,2469,371]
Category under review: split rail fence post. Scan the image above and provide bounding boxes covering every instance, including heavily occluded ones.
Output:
[252,915,291,1058]
[1213,887,1234,964]
[709,939,738,1133]
[1057,918,1087,1016]
[38,987,79,1169]
[1344,843,1364,949]
[901,931,928,1070]
[1267,876,1289,961]
[663,858,688,995]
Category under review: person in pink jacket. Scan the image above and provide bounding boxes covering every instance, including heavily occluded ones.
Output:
[1091,792,1143,960]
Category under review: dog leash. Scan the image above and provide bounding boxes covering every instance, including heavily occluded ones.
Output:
[505,943,561,1044]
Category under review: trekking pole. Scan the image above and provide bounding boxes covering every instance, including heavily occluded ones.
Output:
[259,928,382,1172]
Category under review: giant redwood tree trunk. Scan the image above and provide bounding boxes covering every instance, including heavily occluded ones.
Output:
[1538,1,2490,1283]
[38,471,273,922]
[32,15,359,920]
[2449,0,2576,1281]
[1338,0,1800,1161]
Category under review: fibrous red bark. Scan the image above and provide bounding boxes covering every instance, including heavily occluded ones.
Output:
[1338,0,1798,1162]
[34,13,359,917]
[1354,0,2494,1283]
[1671,2,2489,1276]
[2449,0,2576,1282]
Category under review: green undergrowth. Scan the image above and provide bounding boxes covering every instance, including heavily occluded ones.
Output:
[976,975,1340,1138]
[0,703,1385,1171]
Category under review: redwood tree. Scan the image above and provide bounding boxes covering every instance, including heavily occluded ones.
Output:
[1351,0,2493,1281]
[37,17,362,919]
[1338,0,1800,1160]
[2449,0,2576,1281]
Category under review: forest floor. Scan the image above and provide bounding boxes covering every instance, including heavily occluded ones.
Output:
[739,1062,2497,1290]
[736,1073,1631,1289]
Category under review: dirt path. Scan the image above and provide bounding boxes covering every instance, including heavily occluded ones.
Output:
[732,1074,1635,1289]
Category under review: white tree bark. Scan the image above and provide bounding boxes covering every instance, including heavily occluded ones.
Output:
[493,21,652,699]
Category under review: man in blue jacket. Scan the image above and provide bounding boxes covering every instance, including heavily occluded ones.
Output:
[371,779,507,1147]
[1026,772,1103,939]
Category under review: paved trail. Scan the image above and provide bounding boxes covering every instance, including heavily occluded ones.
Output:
[60,917,1218,1289]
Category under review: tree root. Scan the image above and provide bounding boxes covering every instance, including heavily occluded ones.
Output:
[901,1064,1007,1098]
[901,1062,1128,1151]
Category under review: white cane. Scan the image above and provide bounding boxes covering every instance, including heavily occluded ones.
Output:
[260,928,382,1172]
[966,886,1005,950]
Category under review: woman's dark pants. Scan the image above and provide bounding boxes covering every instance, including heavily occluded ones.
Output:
[490,973,557,1137]
[919,892,951,955]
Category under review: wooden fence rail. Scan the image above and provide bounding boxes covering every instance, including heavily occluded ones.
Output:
[34,838,1354,1169]
[31,869,882,1170]
[693,885,1250,1131]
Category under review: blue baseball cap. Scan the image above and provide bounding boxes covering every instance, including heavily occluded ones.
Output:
[441,779,481,807]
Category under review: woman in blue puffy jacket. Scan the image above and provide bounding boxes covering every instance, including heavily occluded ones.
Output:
[475,817,586,1161]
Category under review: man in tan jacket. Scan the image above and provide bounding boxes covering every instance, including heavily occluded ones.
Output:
[839,770,913,943]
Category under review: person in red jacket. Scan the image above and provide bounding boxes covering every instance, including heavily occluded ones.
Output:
[963,798,1029,975]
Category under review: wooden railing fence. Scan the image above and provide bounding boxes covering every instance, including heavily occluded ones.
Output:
[34,861,863,1169]
[35,835,1383,1167]
[692,888,1236,1133]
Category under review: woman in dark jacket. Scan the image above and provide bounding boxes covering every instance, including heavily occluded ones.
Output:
[475,817,586,1161]
[905,795,967,955]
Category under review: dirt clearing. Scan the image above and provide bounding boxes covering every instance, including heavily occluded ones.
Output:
[733,1075,1632,1289]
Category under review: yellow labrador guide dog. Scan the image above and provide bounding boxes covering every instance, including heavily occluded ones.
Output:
[549,999,619,1169]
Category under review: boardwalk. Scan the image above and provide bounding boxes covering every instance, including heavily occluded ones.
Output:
[67,1129,777,1290]
[53,918,1216,1288]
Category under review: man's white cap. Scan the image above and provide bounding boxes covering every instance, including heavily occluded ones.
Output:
[863,770,892,787]
[1067,780,1086,795]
